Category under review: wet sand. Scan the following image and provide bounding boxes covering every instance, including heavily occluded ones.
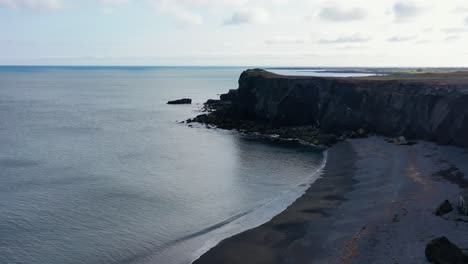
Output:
[193,137,468,264]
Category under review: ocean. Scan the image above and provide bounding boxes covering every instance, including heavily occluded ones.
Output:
[0,66,326,264]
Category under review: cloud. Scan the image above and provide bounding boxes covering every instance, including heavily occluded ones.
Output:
[445,35,460,42]
[0,0,63,10]
[98,0,128,3]
[318,6,366,22]
[98,0,128,15]
[319,34,370,44]
[147,0,248,10]
[393,2,424,22]
[173,9,203,25]
[441,27,468,33]
[465,16,468,25]
[387,35,417,42]
[415,39,430,44]
[335,45,368,50]
[453,6,468,13]
[265,36,305,45]
[147,0,203,25]
[224,9,269,25]
[422,27,433,33]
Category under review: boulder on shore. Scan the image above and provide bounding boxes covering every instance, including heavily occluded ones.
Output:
[167,98,192,105]
[435,200,453,216]
[425,236,468,264]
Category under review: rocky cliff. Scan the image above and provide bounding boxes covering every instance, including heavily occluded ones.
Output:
[191,69,468,148]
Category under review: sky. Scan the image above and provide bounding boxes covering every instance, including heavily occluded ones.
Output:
[1,0,468,66]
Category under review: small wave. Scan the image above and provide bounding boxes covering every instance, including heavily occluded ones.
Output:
[127,150,328,264]
[188,149,328,263]
[165,207,259,248]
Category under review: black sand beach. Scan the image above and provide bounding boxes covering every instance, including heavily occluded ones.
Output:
[194,137,468,263]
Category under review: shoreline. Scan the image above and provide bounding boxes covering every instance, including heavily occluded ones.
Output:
[186,146,328,264]
[189,69,468,149]
[192,139,356,264]
[187,68,468,263]
[193,137,468,263]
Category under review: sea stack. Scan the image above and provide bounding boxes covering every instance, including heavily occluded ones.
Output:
[167,98,192,105]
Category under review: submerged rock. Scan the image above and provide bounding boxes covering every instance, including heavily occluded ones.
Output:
[425,236,468,264]
[167,98,192,105]
[435,200,453,216]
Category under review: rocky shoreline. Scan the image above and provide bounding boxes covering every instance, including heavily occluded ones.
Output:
[187,88,368,148]
[192,137,468,264]
[187,69,468,263]
[188,69,468,149]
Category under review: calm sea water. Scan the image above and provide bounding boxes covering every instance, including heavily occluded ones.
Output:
[0,66,326,264]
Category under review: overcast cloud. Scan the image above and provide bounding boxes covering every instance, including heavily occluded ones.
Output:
[319,6,367,22]
[319,35,371,44]
[393,2,425,22]
[387,35,418,42]
[224,9,270,25]
[0,0,467,66]
[0,0,62,10]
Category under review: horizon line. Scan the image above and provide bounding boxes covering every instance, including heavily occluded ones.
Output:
[1,65,468,69]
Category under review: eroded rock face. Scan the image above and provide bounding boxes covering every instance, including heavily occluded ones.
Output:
[226,69,468,148]
[425,237,468,264]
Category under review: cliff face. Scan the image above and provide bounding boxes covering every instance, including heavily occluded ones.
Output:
[227,69,468,148]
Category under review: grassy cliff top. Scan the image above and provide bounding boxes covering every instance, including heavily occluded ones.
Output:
[245,68,468,86]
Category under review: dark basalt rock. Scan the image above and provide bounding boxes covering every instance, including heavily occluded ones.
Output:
[220,89,238,101]
[435,200,453,216]
[189,69,468,148]
[167,98,192,105]
[425,236,468,264]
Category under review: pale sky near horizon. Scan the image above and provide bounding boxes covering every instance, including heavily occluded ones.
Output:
[1,0,468,66]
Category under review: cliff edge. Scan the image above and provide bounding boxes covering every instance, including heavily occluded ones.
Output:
[190,69,468,148]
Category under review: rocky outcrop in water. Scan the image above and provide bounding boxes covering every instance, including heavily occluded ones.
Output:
[190,69,468,148]
[168,98,192,104]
